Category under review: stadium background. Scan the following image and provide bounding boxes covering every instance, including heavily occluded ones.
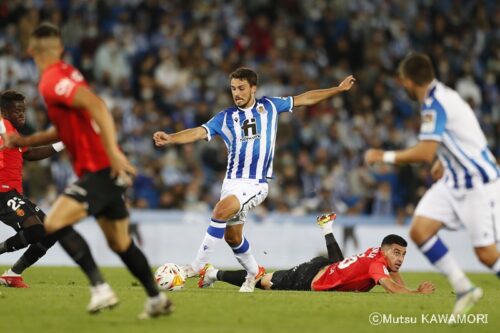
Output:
[0,0,499,267]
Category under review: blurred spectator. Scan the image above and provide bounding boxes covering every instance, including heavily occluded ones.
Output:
[0,0,497,223]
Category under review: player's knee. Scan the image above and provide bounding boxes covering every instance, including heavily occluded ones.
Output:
[22,224,46,244]
[107,237,131,253]
[409,222,428,244]
[224,233,242,247]
[475,248,499,267]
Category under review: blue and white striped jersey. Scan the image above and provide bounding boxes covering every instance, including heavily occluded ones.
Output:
[419,80,499,189]
[202,96,293,182]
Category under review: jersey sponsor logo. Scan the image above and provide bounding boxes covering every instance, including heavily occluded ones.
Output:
[421,110,437,133]
[54,78,76,97]
[70,70,84,82]
[241,118,260,142]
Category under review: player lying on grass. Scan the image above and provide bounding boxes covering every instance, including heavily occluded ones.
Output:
[199,213,435,294]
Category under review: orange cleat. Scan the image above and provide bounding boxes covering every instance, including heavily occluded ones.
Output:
[0,275,29,288]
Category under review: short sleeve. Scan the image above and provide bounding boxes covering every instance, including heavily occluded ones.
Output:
[267,96,294,114]
[368,262,391,284]
[42,69,86,107]
[201,112,225,142]
[418,100,447,142]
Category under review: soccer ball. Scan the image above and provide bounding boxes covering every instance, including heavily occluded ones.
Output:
[154,263,185,291]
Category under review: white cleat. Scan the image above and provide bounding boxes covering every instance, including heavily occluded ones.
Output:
[138,293,174,320]
[180,264,198,279]
[86,283,119,314]
[239,266,266,293]
[450,286,483,321]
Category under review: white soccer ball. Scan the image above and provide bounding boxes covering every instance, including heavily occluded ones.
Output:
[154,263,185,291]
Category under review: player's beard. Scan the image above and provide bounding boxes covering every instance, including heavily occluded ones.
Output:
[405,87,418,101]
[235,95,252,108]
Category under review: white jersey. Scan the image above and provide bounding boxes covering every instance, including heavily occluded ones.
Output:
[202,96,293,182]
[419,80,500,189]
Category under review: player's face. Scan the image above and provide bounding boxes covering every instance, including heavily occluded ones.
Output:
[231,79,256,108]
[4,100,26,129]
[383,244,406,272]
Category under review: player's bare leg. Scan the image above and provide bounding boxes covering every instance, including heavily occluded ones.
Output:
[410,216,481,315]
[44,196,113,313]
[474,244,500,277]
[98,217,173,318]
[43,196,87,234]
[186,195,240,277]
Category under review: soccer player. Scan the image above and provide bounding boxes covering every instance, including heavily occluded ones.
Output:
[5,23,172,319]
[199,213,435,294]
[0,89,77,287]
[153,68,356,292]
[364,53,500,315]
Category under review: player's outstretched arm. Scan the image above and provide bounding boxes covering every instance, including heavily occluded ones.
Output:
[364,140,439,166]
[293,75,355,107]
[72,86,136,180]
[23,142,65,161]
[153,127,207,147]
[379,277,435,294]
[4,126,59,148]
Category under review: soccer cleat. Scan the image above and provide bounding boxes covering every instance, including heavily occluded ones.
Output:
[239,266,266,293]
[316,212,337,227]
[138,293,174,319]
[450,286,483,318]
[179,264,198,279]
[198,264,216,288]
[86,283,119,314]
[0,275,29,288]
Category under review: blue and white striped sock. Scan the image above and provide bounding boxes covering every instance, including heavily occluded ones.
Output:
[420,235,472,294]
[191,218,226,272]
[231,237,259,277]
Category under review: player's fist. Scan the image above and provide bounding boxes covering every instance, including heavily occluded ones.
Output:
[417,281,435,294]
[337,75,356,92]
[153,131,172,147]
[364,149,384,165]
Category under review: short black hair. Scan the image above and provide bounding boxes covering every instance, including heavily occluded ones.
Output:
[381,234,407,248]
[229,67,258,86]
[1,90,25,113]
[31,22,61,39]
[398,53,435,85]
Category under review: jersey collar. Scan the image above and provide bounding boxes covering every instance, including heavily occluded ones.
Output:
[236,99,256,113]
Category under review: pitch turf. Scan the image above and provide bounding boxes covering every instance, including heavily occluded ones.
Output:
[0,266,498,333]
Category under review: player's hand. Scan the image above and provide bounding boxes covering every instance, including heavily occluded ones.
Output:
[153,131,173,147]
[337,75,356,92]
[364,149,384,165]
[430,159,444,181]
[417,281,435,294]
[109,150,136,187]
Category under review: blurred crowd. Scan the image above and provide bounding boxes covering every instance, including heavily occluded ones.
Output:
[1,0,499,223]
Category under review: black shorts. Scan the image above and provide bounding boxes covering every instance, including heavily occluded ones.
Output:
[62,168,129,220]
[0,190,45,231]
[270,256,332,291]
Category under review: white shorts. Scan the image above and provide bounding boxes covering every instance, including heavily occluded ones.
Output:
[220,179,269,226]
[414,179,500,247]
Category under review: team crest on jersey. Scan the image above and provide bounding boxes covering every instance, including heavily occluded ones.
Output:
[421,110,437,133]
[257,104,266,114]
[16,209,25,217]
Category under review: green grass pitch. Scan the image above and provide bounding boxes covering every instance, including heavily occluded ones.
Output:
[0,266,498,333]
